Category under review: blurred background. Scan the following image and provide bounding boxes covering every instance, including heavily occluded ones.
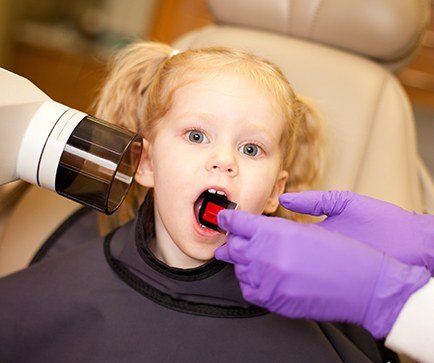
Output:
[0,0,433,172]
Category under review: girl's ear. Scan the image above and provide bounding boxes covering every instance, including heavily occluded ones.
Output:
[263,170,288,214]
[134,139,154,187]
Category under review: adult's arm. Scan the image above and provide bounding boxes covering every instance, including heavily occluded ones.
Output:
[385,278,434,362]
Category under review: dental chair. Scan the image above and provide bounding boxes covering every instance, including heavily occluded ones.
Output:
[0,0,432,281]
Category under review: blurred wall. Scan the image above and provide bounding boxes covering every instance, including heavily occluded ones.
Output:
[2,0,433,112]
[150,0,212,43]
[0,0,14,66]
[398,8,434,109]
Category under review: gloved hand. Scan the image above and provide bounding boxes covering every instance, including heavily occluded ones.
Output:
[215,210,430,338]
[279,190,434,275]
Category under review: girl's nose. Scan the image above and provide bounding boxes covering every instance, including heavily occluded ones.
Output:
[206,148,238,176]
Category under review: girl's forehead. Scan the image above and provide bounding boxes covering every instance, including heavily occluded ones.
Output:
[158,74,286,141]
[172,73,277,111]
[169,69,280,103]
[172,71,286,119]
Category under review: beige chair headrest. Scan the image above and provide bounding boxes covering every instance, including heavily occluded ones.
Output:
[208,0,431,71]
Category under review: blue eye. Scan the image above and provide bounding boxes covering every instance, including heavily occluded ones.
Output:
[240,143,262,157]
[187,130,207,143]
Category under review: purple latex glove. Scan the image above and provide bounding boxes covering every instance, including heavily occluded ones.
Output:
[280,190,434,275]
[215,210,430,338]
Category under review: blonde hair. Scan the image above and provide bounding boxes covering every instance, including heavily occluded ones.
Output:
[95,42,324,235]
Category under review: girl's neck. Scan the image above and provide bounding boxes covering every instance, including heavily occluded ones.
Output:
[151,209,205,269]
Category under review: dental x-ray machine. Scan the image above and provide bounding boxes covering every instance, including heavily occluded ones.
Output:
[0,67,142,214]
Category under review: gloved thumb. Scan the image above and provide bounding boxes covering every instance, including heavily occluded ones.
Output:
[218,209,259,238]
[214,244,233,264]
[279,190,352,217]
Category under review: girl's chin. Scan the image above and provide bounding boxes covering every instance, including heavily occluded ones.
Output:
[186,255,215,267]
[183,240,224,264]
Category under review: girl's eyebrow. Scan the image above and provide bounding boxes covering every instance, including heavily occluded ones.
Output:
[237,120,280,145]
[175,111,280,144]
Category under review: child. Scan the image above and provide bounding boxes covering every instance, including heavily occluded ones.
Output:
[0,42,390,362]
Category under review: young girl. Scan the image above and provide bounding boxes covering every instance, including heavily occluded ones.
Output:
[0,42,391,362]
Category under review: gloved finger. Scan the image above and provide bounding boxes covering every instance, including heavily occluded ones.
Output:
[279,190,353,217]
[218,209,260,238]
[234,264,259,288]
[224,235,251,265]
[214,244,234,264]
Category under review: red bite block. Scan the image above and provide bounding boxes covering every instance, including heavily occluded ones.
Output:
[202,202,225,225]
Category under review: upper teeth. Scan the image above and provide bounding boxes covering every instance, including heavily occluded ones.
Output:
[208,188,226,196]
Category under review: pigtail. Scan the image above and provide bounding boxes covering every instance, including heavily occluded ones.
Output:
[94,42,173,235]
[276,95,325,222]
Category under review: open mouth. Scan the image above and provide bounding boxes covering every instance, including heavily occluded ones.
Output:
[194,189,238,233]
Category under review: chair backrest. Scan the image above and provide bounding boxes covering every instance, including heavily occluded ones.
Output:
[173,0,433,213]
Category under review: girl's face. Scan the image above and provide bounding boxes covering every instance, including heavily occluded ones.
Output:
[136,71,288,268]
